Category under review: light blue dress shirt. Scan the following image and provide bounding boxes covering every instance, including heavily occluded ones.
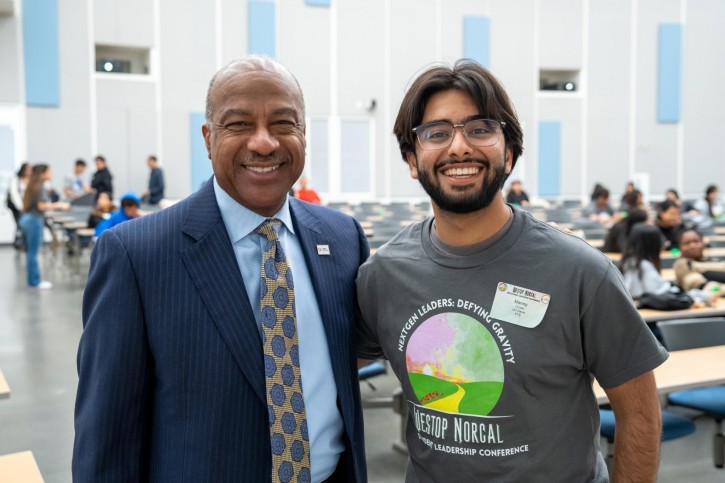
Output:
[213,179,344,481]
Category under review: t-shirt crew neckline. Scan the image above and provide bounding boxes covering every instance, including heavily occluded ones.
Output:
[424,204,525,268]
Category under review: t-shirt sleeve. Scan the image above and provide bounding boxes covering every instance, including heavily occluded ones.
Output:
[355,264,385,360]
[581,263,669,389]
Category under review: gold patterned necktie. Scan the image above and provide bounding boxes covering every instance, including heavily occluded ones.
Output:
[256,219,311,483]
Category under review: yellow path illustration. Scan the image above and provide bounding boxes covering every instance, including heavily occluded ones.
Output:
[425,385,465,412]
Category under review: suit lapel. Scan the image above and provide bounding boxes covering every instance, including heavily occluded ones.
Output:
[181,181,266,405]
[290,201,357,430]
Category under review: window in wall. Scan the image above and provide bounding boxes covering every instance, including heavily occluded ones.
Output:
[95,45,150,74]
[539,70,579,92]
[340,120,371,193]
[464,16,489,67]
[248,0,276,58]
[309,119,329,192]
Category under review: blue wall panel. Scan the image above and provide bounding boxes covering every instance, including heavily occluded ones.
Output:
[464,16,489,67]
[22,0,60,107]
[190,113,212,192]
[538,121,561,197]
[248,1,276,58]
[657,23,682,123]
[305,0,331,6]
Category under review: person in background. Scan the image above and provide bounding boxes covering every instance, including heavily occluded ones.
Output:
[620,188,644,214]
[505,179,529,207]
[586,185,615,223]
[63,159,92,200]
[620,223,672,300]
[7,162,31,250]
[87,192,116,229]
[142,155,165,205]
[90,155,113,199]
[619,181,636,211]
[655,199,687,250]
[357,59,665,481]
[20,164,69,289]
[673,228,725,293]
[693,184,724,221]
[93,192,143,237]
[295,175,322,204]
[601,208,648,253]
[621,223,716,308]
[665,188,695,214]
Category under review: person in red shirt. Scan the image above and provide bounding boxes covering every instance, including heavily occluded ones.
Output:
[295,175,321,204]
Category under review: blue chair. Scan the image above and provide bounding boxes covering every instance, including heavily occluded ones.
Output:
[657,318,725,468]
[599,408,696,460]
[358,360,386,391]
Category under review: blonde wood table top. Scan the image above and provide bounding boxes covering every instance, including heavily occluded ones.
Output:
[637,297,725,322]
[0,451,44,483]
[594,344,725,404]
[0,369,9,399]
[605,246,725,262]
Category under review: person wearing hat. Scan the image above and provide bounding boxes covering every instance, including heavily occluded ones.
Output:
[94,192,144,237]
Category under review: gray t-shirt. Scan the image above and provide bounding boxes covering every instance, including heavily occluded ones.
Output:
[356,207,668,482]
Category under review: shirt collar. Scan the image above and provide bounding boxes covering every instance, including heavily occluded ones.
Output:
[213,177,295,244]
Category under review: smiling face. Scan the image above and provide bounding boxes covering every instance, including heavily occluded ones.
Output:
[202,62,306,216]
[406,89,511,214]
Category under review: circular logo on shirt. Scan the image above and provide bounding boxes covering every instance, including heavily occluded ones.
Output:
[406,312,504,416]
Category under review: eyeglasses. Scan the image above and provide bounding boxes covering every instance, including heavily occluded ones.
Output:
[412,118,505,150]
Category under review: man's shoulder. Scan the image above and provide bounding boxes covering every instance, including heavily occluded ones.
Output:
[517,210,612,268]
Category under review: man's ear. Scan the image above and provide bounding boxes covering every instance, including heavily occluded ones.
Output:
[505,146,513,175]
[201,124,212,160]
[406,152,419,180]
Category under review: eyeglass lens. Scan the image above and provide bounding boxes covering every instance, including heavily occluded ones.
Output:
[416,119,502,150]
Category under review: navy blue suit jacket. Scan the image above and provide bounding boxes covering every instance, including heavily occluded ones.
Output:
[73,180,369,482]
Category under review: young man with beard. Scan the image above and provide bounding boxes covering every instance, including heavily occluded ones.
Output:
[356,60,667,482]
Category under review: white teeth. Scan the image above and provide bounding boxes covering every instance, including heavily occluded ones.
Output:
[246,165,280,173]
[443,166,480,177]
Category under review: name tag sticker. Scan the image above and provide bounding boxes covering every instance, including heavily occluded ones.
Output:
[490,282,550,328]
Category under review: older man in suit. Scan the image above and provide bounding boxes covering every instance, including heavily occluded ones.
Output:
[73,57,369,482]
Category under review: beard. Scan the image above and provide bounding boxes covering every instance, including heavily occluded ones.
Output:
[415,157,509,214]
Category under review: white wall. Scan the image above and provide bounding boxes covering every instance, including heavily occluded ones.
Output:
[1,0,723,215]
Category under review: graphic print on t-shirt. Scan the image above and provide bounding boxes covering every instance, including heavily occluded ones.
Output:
[406,312,504,416]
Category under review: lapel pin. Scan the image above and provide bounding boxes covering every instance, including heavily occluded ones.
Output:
[317,244,331,256]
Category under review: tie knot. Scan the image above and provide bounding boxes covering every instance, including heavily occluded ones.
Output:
[256,218,282,241]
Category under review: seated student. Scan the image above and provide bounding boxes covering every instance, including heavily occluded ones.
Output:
[621,224,671,299]
[620,188,644,213]
[601,209,648,253]
[693,184,725,220]
[673,228,725,293]
[665,188,695,213]
[586,185,615,223]
[621,224,716,308]
[94,192,143,237]
[505,180,529,206]
[655,199,687,250]
[87,192,116,229]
